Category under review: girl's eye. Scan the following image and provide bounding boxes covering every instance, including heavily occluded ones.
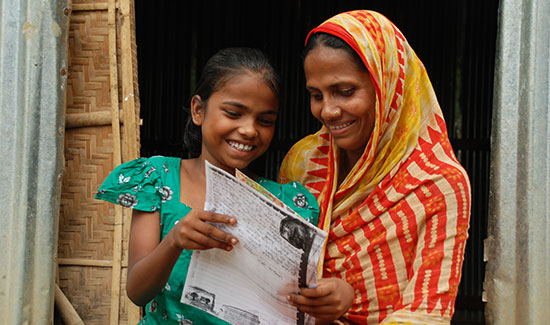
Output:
[258,118,276,126]
[224,110,240,118]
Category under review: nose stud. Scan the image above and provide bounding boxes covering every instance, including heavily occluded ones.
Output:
[328,107,342,117]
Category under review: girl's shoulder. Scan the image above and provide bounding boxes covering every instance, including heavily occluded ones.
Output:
[94,156,181,212]
[257,177,320,226]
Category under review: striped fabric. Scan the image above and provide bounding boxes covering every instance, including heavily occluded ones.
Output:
[279,10,471,324]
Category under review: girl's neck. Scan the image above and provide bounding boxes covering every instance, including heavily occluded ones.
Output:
[179,158,206,209]
[195,154,238,176]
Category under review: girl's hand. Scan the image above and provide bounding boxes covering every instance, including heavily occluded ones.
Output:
[287,277,354,323]
[169,208,239,251]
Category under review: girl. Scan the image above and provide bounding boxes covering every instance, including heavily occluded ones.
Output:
[95,47,319,324]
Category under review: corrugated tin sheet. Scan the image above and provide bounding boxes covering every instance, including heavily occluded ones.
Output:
[484,0,550,324]
[0,0,68,323]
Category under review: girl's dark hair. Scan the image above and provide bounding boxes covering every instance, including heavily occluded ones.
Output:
[183,47,280,158]
[303,32,367,71]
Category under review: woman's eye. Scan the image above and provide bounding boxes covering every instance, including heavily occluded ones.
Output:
[340,88,354,96]
[310,93,322,101]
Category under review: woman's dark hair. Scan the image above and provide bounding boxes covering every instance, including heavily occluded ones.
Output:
[303,32,367,71]
[183,47,280,158]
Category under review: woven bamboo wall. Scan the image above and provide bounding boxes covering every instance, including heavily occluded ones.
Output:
[58,0,141,323]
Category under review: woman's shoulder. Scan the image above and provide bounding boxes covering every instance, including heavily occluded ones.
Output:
[289,132,323,151]
[279,131,326,184]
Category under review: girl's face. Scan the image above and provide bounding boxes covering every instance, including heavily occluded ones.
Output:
[304,44,376,163]
[191,72,278,174]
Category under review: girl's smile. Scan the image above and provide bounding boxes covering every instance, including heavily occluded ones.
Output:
[227,140,254,152]
[191,71,278,174]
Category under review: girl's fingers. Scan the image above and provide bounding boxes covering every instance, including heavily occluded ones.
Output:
[201,211,237,226]
[186,229,234,251]
[176,209,239,250]
[194,218,238,245]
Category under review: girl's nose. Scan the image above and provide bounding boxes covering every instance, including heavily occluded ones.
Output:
[238,121,258,138]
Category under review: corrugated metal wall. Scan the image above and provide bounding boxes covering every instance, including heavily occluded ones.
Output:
[135,1,498,323]
[484,0,550,323]
[0,0,68,323]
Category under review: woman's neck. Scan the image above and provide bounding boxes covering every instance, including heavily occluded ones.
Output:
[338,149,361,185]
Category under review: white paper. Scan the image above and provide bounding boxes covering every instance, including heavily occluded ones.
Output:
[181,161,327,325]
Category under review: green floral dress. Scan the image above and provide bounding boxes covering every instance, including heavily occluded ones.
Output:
[95,156,319,324]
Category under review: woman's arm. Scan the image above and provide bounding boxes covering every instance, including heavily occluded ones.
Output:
[126,209,238,306]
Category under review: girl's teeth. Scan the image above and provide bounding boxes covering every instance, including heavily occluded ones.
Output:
[229,141,253,152]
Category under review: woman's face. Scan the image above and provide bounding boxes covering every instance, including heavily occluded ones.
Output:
[304,44,376,161]
[191,72,278,174]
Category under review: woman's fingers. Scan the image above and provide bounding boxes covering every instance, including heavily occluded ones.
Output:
[288,292,330,306]
[287,278,355,322]
[299,281,334,298]
[288,293,348,320]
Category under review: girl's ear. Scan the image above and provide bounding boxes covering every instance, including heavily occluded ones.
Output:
[190,95,204,126]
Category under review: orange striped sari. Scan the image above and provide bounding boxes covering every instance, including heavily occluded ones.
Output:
[279,10,471,324]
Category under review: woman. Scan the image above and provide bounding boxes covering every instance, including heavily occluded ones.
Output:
[282,10,471,324]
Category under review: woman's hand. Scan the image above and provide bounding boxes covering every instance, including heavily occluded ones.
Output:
[169,208,239,251]
[287,277,354,323]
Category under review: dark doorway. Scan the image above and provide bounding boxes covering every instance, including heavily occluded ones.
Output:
[135,1,497,323]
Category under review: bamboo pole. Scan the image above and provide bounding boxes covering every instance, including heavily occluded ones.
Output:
[72,3,109,11]
[65,111,124,129]
[120,1,142,322]
[56,1,71,321]
[55,284,85,325]
[57,258,131,268]
[119,0,138,161]
[108,0,124,323]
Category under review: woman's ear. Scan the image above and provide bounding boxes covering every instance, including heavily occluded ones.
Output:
[190,95,204,126]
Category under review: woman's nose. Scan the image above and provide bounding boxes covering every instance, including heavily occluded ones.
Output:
[321,98,342,120]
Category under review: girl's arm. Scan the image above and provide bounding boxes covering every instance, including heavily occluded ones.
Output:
[287,277,354,324]
[126,209,238,306]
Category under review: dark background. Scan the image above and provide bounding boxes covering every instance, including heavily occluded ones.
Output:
[135,1,498,323]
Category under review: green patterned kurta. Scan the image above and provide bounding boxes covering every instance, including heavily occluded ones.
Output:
[95,156,318,324]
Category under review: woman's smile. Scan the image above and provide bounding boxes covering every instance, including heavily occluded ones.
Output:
[304,44,376,157]
[327,120,355,131]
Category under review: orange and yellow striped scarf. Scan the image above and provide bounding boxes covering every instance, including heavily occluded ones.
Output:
[279,10,471,324]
